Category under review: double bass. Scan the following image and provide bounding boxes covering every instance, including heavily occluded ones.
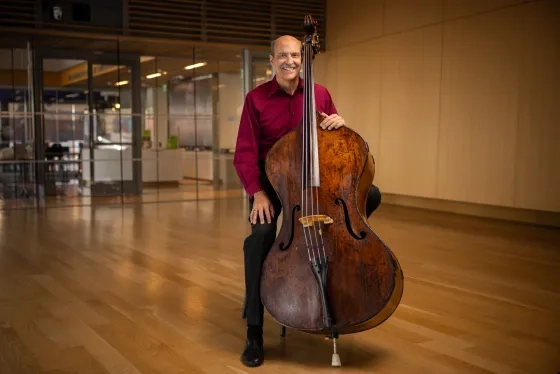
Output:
[260,15,404,366]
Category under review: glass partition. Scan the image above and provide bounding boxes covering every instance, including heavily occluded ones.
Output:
[0,37,263,210]
[0,45,36,210]
[38,52,140,208]
[41,58,88,203]
[85,62,135,200]
[139,54,245,203]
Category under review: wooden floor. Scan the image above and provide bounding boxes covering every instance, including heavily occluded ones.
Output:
[0,180,245,210]
[0,198,559,373]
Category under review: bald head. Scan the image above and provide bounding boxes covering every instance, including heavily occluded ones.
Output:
[270,35,301,57]
[269,34,302,87]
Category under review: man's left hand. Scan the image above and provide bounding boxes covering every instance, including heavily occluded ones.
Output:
[320,112,346,130]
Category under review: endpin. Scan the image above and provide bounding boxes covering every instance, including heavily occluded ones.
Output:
[331,337,341,367]
[325,332,341,367]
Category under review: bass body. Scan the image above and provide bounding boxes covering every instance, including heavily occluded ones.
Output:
[261,111,403,335]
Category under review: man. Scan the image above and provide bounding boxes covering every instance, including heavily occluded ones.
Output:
[233,35,382,367]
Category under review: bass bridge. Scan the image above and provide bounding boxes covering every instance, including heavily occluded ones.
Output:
[298,214,334,227]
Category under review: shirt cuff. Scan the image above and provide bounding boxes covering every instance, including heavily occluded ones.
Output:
[246,181,264,197]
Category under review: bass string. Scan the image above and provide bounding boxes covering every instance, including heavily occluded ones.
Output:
[301,41,313,263]
[307,43,323,263]
[301,41,326,264]
[309,43,327,263]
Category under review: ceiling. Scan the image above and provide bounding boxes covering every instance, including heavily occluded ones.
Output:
[61,59,263,90]
[0,33,273,90]
[0,33,271,60]
[44,56,271,91]
[0,49,83,72]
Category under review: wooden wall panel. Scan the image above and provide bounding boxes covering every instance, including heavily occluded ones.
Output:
[436,6,521,207]
[0,0,326,49]
[513,0,560,212]
[377,25,442,198]
[443,0,519,20]
[382,0,443,35]
[0,0,35,28]
[322,0,560,214]
[325,0,383,50]
[314,49,337,98]
[275,1,326,42]
[334,42,383,181]
[127,0,326,46]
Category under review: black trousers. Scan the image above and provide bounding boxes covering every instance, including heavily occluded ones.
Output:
[243,170,382,327]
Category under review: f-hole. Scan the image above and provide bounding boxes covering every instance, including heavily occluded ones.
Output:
[335,198,366,240]
[280,205,301,250]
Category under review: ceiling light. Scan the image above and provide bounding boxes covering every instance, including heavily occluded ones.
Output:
[115,80,128,86]
[146,72,162,79]
[184,62,207,70]
[192,74,212,81]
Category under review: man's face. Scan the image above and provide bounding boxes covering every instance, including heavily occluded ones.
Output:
[270,37,302,82]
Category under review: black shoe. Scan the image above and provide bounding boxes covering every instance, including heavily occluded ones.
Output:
[241,336,264,367]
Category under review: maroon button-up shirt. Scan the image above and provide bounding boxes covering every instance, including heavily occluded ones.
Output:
[233,75,338,197]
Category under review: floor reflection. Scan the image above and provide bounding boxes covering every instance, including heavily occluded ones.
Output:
[0,178,245,210]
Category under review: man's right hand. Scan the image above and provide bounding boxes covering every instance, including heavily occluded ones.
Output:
[250,190,275,224]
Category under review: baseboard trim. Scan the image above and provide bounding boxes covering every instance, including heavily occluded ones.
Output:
[381,193,560,228]
[142,181,180,188]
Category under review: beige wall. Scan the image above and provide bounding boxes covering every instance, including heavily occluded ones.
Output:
[314,0,560,213]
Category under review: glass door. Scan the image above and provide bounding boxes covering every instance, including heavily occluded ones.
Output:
[35,49,141,206]
[0,44,36,210]
[85,63,135,198]
[41,57,89,201]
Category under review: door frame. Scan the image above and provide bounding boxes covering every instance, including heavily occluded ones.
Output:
[32,47,143,197]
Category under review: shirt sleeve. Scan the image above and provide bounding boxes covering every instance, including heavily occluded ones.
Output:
[233,93,263,197]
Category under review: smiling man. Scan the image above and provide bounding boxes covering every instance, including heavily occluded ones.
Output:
[233,35,382,367]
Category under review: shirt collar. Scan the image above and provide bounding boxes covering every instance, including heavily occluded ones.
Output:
[268,74,304,97]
